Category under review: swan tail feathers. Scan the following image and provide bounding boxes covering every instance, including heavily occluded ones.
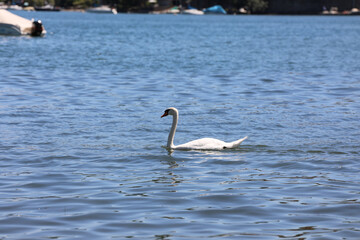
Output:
[227,136,248,148]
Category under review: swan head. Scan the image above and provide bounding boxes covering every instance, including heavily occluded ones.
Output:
[161,107,178,118]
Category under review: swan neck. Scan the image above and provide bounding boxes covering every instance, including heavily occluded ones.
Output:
[167,112,178,148]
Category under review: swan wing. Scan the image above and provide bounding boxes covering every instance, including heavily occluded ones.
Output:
[173,136,248,150]
[172,138,222,150]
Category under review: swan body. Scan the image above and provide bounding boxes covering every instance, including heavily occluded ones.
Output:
[161,107,247,150]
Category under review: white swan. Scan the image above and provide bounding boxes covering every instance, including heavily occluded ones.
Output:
[161,107,247,150]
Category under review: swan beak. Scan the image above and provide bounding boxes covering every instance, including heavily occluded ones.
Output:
[161,109,170,118]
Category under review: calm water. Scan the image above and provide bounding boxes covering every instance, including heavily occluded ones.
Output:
[1,12,360,239]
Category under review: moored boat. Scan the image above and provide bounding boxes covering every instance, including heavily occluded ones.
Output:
[35,4,61,11]
[203,5,227,14]
[182,8,204,15]
[0,9,46,36]
[87,6,117,14]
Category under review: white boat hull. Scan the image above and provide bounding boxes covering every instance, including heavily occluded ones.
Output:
[0,9,45,36]
[87,6,117,14]
[182,9,204,15]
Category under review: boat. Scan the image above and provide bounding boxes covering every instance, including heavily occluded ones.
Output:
[35,4,61,11]
[182,7,204,15]
[165,6,180,14]
[87,5,117,14]
[351,8,360,15]
[203,5,227,14]
[23,6,35,11]
[239,7,248,14]
[182,9,204,15]
[7,4,23,10]
[0,9,46,36]
[322,6,339,15]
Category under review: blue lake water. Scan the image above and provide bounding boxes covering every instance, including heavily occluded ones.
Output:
[1,11,360,239]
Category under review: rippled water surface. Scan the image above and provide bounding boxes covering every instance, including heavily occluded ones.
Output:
[1,12,360,239]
